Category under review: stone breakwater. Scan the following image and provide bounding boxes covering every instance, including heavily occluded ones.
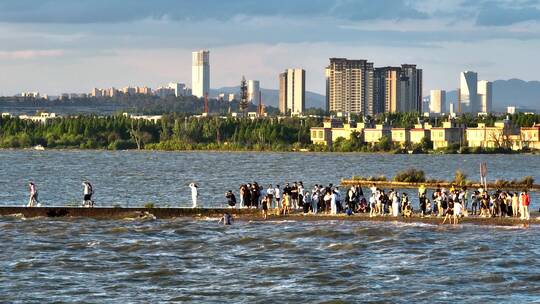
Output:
[0,207,538,227]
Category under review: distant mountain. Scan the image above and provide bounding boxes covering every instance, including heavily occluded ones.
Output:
[210,87,326,109]
[442,79,540,112]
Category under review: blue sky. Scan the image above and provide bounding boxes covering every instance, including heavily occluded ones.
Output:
[1,0,540,96]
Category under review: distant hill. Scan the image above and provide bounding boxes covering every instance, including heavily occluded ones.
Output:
[442,79,540,112]
[211,87,326,109]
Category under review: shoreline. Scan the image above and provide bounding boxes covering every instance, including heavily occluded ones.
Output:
[0,206,537,227]
[0,147,539,156]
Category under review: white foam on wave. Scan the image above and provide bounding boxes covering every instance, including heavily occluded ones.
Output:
[387,221,437,228]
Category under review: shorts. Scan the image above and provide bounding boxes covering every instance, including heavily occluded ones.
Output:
[84,194,92,201]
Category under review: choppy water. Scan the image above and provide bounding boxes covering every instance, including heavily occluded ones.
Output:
[2,151,540,302]
[1,217,539,303]
[0,150,539,208]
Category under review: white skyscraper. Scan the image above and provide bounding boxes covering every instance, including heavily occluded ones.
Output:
[460,71,478,113]
[192,50,210,98]
[478,80,492,113]
[247,80,260,104]
[279,68,305,115]
[168,82,187,97]
[430,89,446,113]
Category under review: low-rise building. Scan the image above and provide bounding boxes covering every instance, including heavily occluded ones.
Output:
[410,123,431,145]
[364,125,391,145]
[521,124,540,150]
[465,121,513,149]
[430,121,463,150]
[19,112,58,124]
[390,128,410,147]
[310,119,342,146]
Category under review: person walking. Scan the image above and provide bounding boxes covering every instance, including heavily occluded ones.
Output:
[27,182,39,207]
[82,181,94,207]
[189,183,199,208]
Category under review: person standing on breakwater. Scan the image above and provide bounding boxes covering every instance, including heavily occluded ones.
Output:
[225,190,236,208]
[330,189,338,215]
[82,181,94,207]
[520,191,530,220]
[266,185,275,209]
[512,192,519,218]
[189,183,199,208]
[311,190,319,214]
[27,182,39,207]
[261,195,269,219]
[274,185,281,210]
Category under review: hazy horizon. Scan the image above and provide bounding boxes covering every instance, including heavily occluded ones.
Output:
[1,0,540,96]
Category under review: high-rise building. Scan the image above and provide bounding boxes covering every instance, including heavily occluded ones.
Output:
[168,82,187,97]
[401,64,423,112]
[373,65,423,114]
[279,68,306,115]
[430,89,446,113]
[326,58,373,114]
[247,80,260,104]
[192,50,210,98]
[374,67,401,114]
[460,71,478,113]
[478,80,492,113]
[91,88,102,98]
[279,72,287,114]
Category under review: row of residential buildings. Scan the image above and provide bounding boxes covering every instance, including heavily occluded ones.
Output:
[310,118,540,151]
[90,82,192,99]
[325,58,423,116]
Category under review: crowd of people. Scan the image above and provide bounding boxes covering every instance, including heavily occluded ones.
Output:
[224,182,534,223]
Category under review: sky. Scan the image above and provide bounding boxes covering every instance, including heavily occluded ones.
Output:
[1,0,540,96]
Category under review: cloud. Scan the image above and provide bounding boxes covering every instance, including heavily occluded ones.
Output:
[476,6,540,26]
[0,0,428,24]
[0,49,65,59]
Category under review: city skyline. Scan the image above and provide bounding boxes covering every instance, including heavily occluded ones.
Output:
[1,1,540,96]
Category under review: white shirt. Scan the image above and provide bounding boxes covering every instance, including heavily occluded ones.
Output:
[267,188,275,196]
[190,184,198,197]
[83,183,91,195]
[274,188,281,198]
[454,202,463,215]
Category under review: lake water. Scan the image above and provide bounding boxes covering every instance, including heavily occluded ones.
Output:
[1,217,540,303]
[1,151,540,303]
[0,150,539,208]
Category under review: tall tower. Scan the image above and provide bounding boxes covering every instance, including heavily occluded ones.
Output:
[279,72,287,114]
[460,71,478,113]
[478,80,492,113]
[192,50,210,98]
